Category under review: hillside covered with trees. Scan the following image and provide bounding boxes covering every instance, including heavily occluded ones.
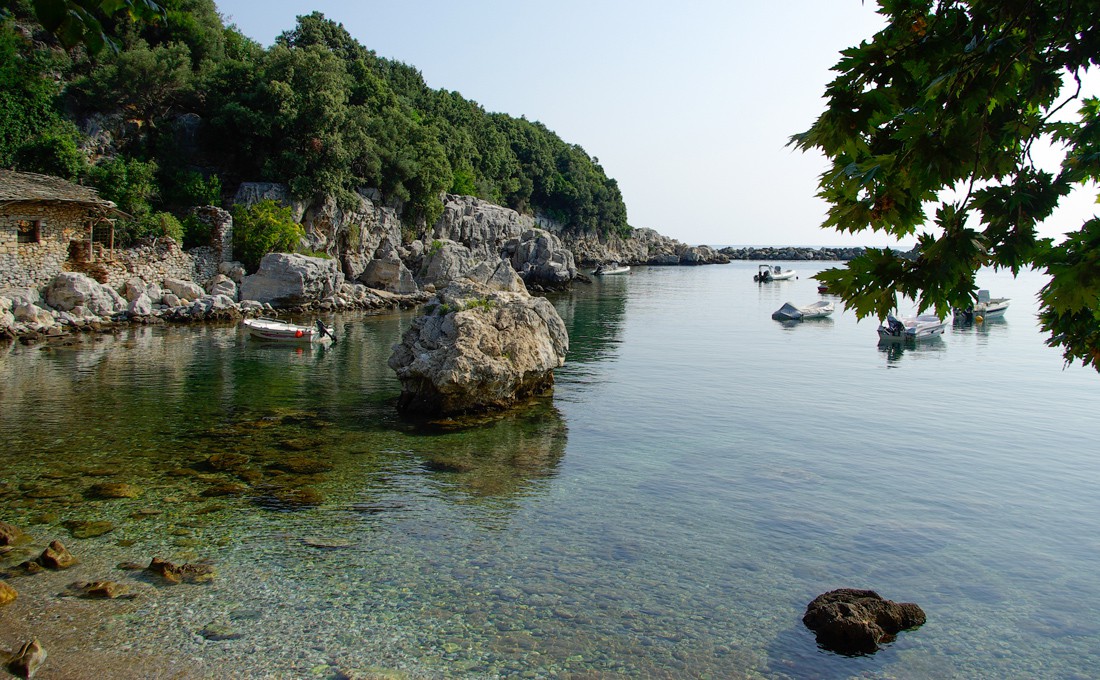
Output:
[0,0,630,246]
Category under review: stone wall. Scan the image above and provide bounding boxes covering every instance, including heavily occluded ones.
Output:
[0,202,87,289]
[101,238,200,290]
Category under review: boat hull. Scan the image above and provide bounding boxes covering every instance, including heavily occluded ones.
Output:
[877,315,947,342]
[243,318,325,343]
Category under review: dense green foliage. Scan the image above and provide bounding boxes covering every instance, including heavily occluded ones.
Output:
[231,199,305,271]
[0,4,629,247]
[792,0,1100,371]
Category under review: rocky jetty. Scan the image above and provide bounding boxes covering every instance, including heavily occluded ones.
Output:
[803,588,926,655]
[720,246,869,261]
[388,281,569,416]
[720,245,919,261]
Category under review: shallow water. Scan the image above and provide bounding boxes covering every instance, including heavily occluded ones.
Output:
[2,262,1099,679]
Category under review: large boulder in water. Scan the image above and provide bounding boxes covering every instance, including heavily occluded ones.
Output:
[241,253,344,308]
[803,588,926,655]
[44,272,125,317]
[388,282,568,415]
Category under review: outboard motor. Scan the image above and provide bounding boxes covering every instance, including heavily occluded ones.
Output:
[886,315,905,336]
[316,320,337,344]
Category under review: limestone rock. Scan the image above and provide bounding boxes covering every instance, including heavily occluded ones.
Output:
[128,292,153,317]
[43,273,125,317]
[358,253,418,294]
[163,277,205,302]
[432,194,532,260]
[462,259,526,293]
[803,588,926,655]
[388,282,568,415]
[505,228,577,289]
[241,253,344,308]
[418,239,476,288]
[206,274,238,300]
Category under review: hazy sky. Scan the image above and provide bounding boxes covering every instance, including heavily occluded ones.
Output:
[214,0,1097,248]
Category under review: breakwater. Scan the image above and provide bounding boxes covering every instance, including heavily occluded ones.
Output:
[718,245,917,261]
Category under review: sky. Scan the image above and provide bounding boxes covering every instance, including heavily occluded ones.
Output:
[213,0,1098,248]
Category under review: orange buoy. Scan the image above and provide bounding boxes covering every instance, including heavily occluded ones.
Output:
[295,329,304,337]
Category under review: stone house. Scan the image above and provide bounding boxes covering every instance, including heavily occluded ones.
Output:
[0,169,121,289]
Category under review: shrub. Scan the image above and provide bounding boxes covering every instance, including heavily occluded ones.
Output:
[231,199,305,271]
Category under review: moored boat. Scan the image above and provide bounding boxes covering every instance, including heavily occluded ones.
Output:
[953,289,1010,322]
[243,317,337,344]
[754,264,796,282]
[592,261,630,276]
[771,300,834,321]
[877,313,947,342]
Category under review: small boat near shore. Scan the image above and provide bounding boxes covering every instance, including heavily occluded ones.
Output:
[771,300,834,321]
[954,289,1010,322]
[877,314,947,342]
[754,264,796,282]
[243,317,337,344]
[592,261,630,276]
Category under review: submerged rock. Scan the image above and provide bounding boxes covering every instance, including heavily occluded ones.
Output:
[0,521,26,546]
[37,540,77,570]
[388,282,568,416]
[6,639,46,679]
[62,520,115,539]
[0,580,16,606]
[66,580,128,599]
[146,557,215,585]
[803,588,926,655]
[85,482,142,499]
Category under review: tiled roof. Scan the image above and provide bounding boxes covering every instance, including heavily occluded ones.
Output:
[0,169,115,208]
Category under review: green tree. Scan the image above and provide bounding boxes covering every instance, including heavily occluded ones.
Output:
[232,199,305,271]
[12,0,166,53]
[791,0,1100,371]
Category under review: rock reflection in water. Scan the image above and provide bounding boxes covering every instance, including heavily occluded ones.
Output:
[410,400,567,500]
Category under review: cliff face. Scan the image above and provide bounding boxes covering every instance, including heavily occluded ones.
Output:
[232,185,726,283]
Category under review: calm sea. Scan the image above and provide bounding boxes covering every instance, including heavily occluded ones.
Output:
[1,261,1098,679]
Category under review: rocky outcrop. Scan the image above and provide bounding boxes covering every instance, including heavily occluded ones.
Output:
[357,252,418,294]
[803,588,926,655]
[561,227,729,267]
[505,229,577,290]
[240,253,344,307]
[432,194,533,259]
[388,281,568,416]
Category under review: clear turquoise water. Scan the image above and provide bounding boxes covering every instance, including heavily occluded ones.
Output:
[1,261,1098,679]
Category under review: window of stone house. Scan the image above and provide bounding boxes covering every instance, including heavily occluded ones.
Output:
[16,219,41,244]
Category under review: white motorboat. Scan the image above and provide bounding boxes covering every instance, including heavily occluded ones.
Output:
[754,264,796,282]
[953,289,1010,322]
[592,261,630,276]
[877,313,948,342]
[243,317,337,344]
[771,300,835,321]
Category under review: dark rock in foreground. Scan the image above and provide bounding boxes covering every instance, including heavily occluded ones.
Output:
[803,588,926,655]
